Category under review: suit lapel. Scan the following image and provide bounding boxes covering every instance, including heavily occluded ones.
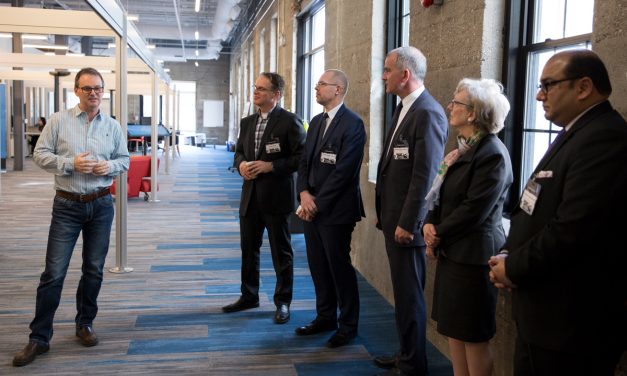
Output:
[315,105,345,155]
[247,114,259,160]
[381,97,420,172]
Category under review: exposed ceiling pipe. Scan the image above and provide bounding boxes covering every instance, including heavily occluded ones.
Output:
[171,0,186,60]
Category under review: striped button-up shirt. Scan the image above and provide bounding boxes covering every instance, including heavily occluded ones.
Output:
[34,105,130,194]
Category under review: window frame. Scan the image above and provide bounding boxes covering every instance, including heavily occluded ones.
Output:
[296,1,325,122]
[502,0,593,211]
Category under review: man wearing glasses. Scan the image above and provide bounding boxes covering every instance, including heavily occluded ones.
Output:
[489,50,627,374]
[294,69,366,348]
[223,72,306,325]
[13,67,129,367]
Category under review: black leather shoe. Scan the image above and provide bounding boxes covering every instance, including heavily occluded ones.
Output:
[76,325,99,347]
[295,319,337,336]
[12,341,49,367]
[374,354,398,369]
[326,330,356,348]
[274,304,290,324]
[222,297,259,313]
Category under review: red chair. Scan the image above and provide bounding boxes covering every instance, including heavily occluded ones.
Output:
[139,157,160,201]
[110,155,152,199]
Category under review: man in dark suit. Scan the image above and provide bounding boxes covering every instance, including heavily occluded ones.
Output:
[374,47,448,376]
[489,50,627,375]
[294,69,366,348]
[223,72,306,325]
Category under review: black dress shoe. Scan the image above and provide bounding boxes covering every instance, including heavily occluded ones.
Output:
[326,330,356,348]
[274,304,290,324]
[295,319,337,336]
[222,297,260,313]
[374,354,398,369]
[13,341,49,367]
[76,325,99,347]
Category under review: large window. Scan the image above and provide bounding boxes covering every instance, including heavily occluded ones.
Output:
[507,0,594,197]
[383,0,410,133]
[297,2,325,122]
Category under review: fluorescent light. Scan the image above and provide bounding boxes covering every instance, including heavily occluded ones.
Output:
[194,30,199,40]
[108,43,116,48]
[195,0,200,12]
[22,34,48,40]
[24,44,68,50]
[128,14,139,21]
[147,44,156,49]
[67,53,85,57]
[195,49,199,56]
[164,68,170,73]
[157,59,164,64]
[195,61,199,67]
[0,33,12,39]
[44,52,55,56]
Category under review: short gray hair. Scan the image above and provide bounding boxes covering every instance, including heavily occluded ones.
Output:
[456,78,510,134]
[390,46,427,82]
[326,69,349,95]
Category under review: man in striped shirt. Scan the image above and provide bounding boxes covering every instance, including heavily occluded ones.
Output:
[13,67,129,367]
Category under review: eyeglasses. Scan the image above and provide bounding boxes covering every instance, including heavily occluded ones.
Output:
[315,81,340,88]
[78,86,104,94]
[449,99,473,108]
[537,76,582,94]
[252,85,275,93]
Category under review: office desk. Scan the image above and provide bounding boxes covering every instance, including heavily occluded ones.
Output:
[127,125,171,155]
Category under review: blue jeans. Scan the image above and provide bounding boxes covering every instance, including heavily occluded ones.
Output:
[29,194,114,344]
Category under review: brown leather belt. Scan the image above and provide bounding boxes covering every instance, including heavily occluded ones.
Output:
[55,188,110,203]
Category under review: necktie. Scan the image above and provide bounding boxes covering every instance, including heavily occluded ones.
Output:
[546,129,566,153]
[384,103,403,159]
[254,115,268,156]
[309,113,329,188]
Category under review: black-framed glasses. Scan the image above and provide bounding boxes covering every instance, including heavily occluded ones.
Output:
[252,85,275,93]
[449,99,473,108]
[537,76,582,94]
[315,81,340,88]
[78,86,104,94]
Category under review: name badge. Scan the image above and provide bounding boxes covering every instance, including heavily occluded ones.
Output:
[393,146,409,160]
[320,151,337,164]
[265,141,281,154]
[520,179,541,215]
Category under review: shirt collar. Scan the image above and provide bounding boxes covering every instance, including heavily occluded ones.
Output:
[564,101,602,132]
[325,102,343,121]
[401,86,425,109]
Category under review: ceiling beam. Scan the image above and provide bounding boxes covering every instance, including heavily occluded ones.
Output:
[0,7,115,37]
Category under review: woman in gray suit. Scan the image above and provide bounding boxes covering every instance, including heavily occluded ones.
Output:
[422,78,512,376]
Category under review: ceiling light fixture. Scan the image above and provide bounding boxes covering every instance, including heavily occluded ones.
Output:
[164,68,171,73]
[23,44,68,50]
[195,49,199,56]
[0,33,11,39]
[108,43,116,48]
[128,14,139,21]
[195,30,199,40]
[147,44,156,49]
[195,61,199,67]
[23,34,48,40]
[195,0,201,12]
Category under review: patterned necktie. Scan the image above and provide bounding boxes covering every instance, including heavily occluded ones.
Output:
[254,115,268,156]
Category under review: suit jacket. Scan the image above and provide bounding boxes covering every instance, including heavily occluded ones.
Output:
[425,134,513,265]
[375,90,448,246]
[234,106,306,216]
[505,100,627,353]
[297,104,366,225]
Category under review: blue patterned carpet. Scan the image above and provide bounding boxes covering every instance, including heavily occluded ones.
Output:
[0,145,452,375]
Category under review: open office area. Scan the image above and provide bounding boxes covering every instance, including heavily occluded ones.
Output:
[1,0,627,375]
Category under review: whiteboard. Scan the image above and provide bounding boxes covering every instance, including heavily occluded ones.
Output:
[203,100,224,127]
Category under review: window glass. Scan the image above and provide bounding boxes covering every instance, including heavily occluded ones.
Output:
[534,0,593,42]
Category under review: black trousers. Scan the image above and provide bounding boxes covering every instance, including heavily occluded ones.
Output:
[514,332,622,376]
[385,238,428,376]
[303,220,359,335]
[239,195,293,306]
